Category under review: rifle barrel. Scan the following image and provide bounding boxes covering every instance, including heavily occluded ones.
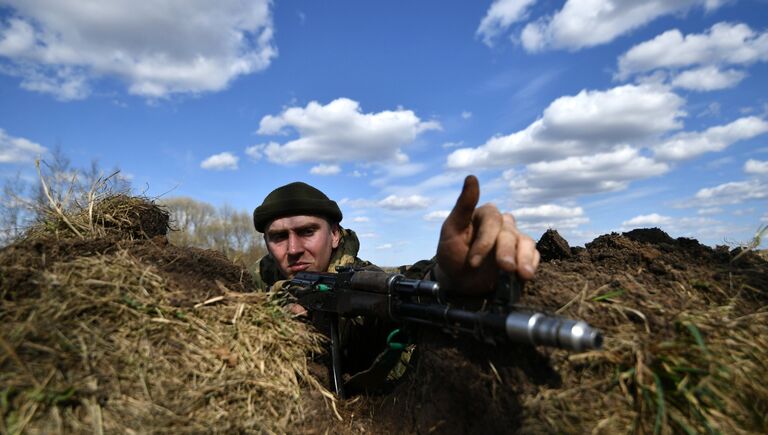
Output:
[396,302,602,351]
[504,312,602,351]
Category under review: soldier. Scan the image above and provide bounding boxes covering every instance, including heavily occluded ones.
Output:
[252,174,541,392]
[253,174,539,293]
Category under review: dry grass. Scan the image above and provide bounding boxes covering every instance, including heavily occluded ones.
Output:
[25,161,170,242]
[523,273,768,434]
[25,192,170,242]
[1,251,329,434]
[1,166,333,434]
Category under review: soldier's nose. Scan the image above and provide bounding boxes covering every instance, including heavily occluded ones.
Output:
[287,233,302,254]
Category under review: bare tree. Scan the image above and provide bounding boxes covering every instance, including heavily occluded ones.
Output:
[0,173,33,245]
[161,197,267,268]
[33,145,75,217]
[32,148,133,218]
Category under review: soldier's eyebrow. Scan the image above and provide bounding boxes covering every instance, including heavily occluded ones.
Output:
[266,229,287,240]
[266,223,321,240]
[294,223,321,233]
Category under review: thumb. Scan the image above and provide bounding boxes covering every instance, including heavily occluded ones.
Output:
[444,175,479,233]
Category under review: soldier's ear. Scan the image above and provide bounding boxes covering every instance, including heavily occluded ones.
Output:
[330,223,341,249]
[263,234,275,256]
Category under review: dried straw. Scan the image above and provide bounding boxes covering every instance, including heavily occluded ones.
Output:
[26,161,169,242]
[521,258,768,434]
[1,250,329,433]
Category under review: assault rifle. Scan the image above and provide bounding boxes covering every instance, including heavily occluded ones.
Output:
[287,266,603,398]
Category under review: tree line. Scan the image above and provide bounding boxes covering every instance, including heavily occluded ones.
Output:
[1,149,266,268]
[160,197,267,268]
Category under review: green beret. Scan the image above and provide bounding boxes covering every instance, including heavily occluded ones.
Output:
[253,182,343,232]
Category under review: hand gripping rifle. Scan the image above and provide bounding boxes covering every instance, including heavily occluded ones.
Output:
[287,266,603,398]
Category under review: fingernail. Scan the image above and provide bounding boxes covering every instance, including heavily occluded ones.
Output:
[523,264,536,276]
[471,255,482,267]
[502,256,516,268]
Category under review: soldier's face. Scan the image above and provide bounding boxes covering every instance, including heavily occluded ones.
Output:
[265,215,341,278]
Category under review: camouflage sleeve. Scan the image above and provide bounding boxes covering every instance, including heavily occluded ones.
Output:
[401,257,437,280]
[355,258,383,272]
[251,268,269,291]
[252,254,285,292]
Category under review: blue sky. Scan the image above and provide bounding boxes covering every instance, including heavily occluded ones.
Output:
[1,0,767,266]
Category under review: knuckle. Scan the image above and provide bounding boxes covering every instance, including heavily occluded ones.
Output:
[477,203,499,216]
[471,239,494,254]
[502,212,517,226]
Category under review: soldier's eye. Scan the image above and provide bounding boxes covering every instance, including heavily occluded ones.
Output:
[269,233,287,242]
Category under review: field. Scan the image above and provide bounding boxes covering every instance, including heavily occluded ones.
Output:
[1,195,766,434]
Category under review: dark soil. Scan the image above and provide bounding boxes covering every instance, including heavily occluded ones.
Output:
[536,228,572,261]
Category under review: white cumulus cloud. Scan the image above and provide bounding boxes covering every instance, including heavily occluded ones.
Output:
[693,179,768,206]
[477,0,538,46]
[352,216,370,223]
[0,128,47,163]
[377,194,430,210]
[245,143,273,161]
[745,159,768,175]
[258,98,440,165]
[310,164,341,176]
[0,0,276,99]
[622,213,673,227]
[447,84,684,169]
[697,207,723,215]
[670,66,747,91]
[423,210,450,221]
[201,152,239,170]
[513,204,584,218]
[512,204,589,231]
[617,22,768,79]
[654,117,768,161]
[517,0,723,53]
[508,146,669,202]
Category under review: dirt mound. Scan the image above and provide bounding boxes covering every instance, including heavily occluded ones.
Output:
[0,196,329,433]
[3,192,767,435]
[622,227,676,245]
[1,234,251,302]
[26,194,170,241]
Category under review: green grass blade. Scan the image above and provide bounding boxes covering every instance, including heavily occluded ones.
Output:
[591,289,625,302]
[653,372,667,435]
[684,322,707,353]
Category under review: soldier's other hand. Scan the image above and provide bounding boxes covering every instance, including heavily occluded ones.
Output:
[435,175,540,295]
[286,303,308,317]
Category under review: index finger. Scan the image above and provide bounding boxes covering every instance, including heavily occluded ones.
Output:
[444,175,480,233]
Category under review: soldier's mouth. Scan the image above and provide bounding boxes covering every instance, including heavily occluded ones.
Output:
[288,263,310,273]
